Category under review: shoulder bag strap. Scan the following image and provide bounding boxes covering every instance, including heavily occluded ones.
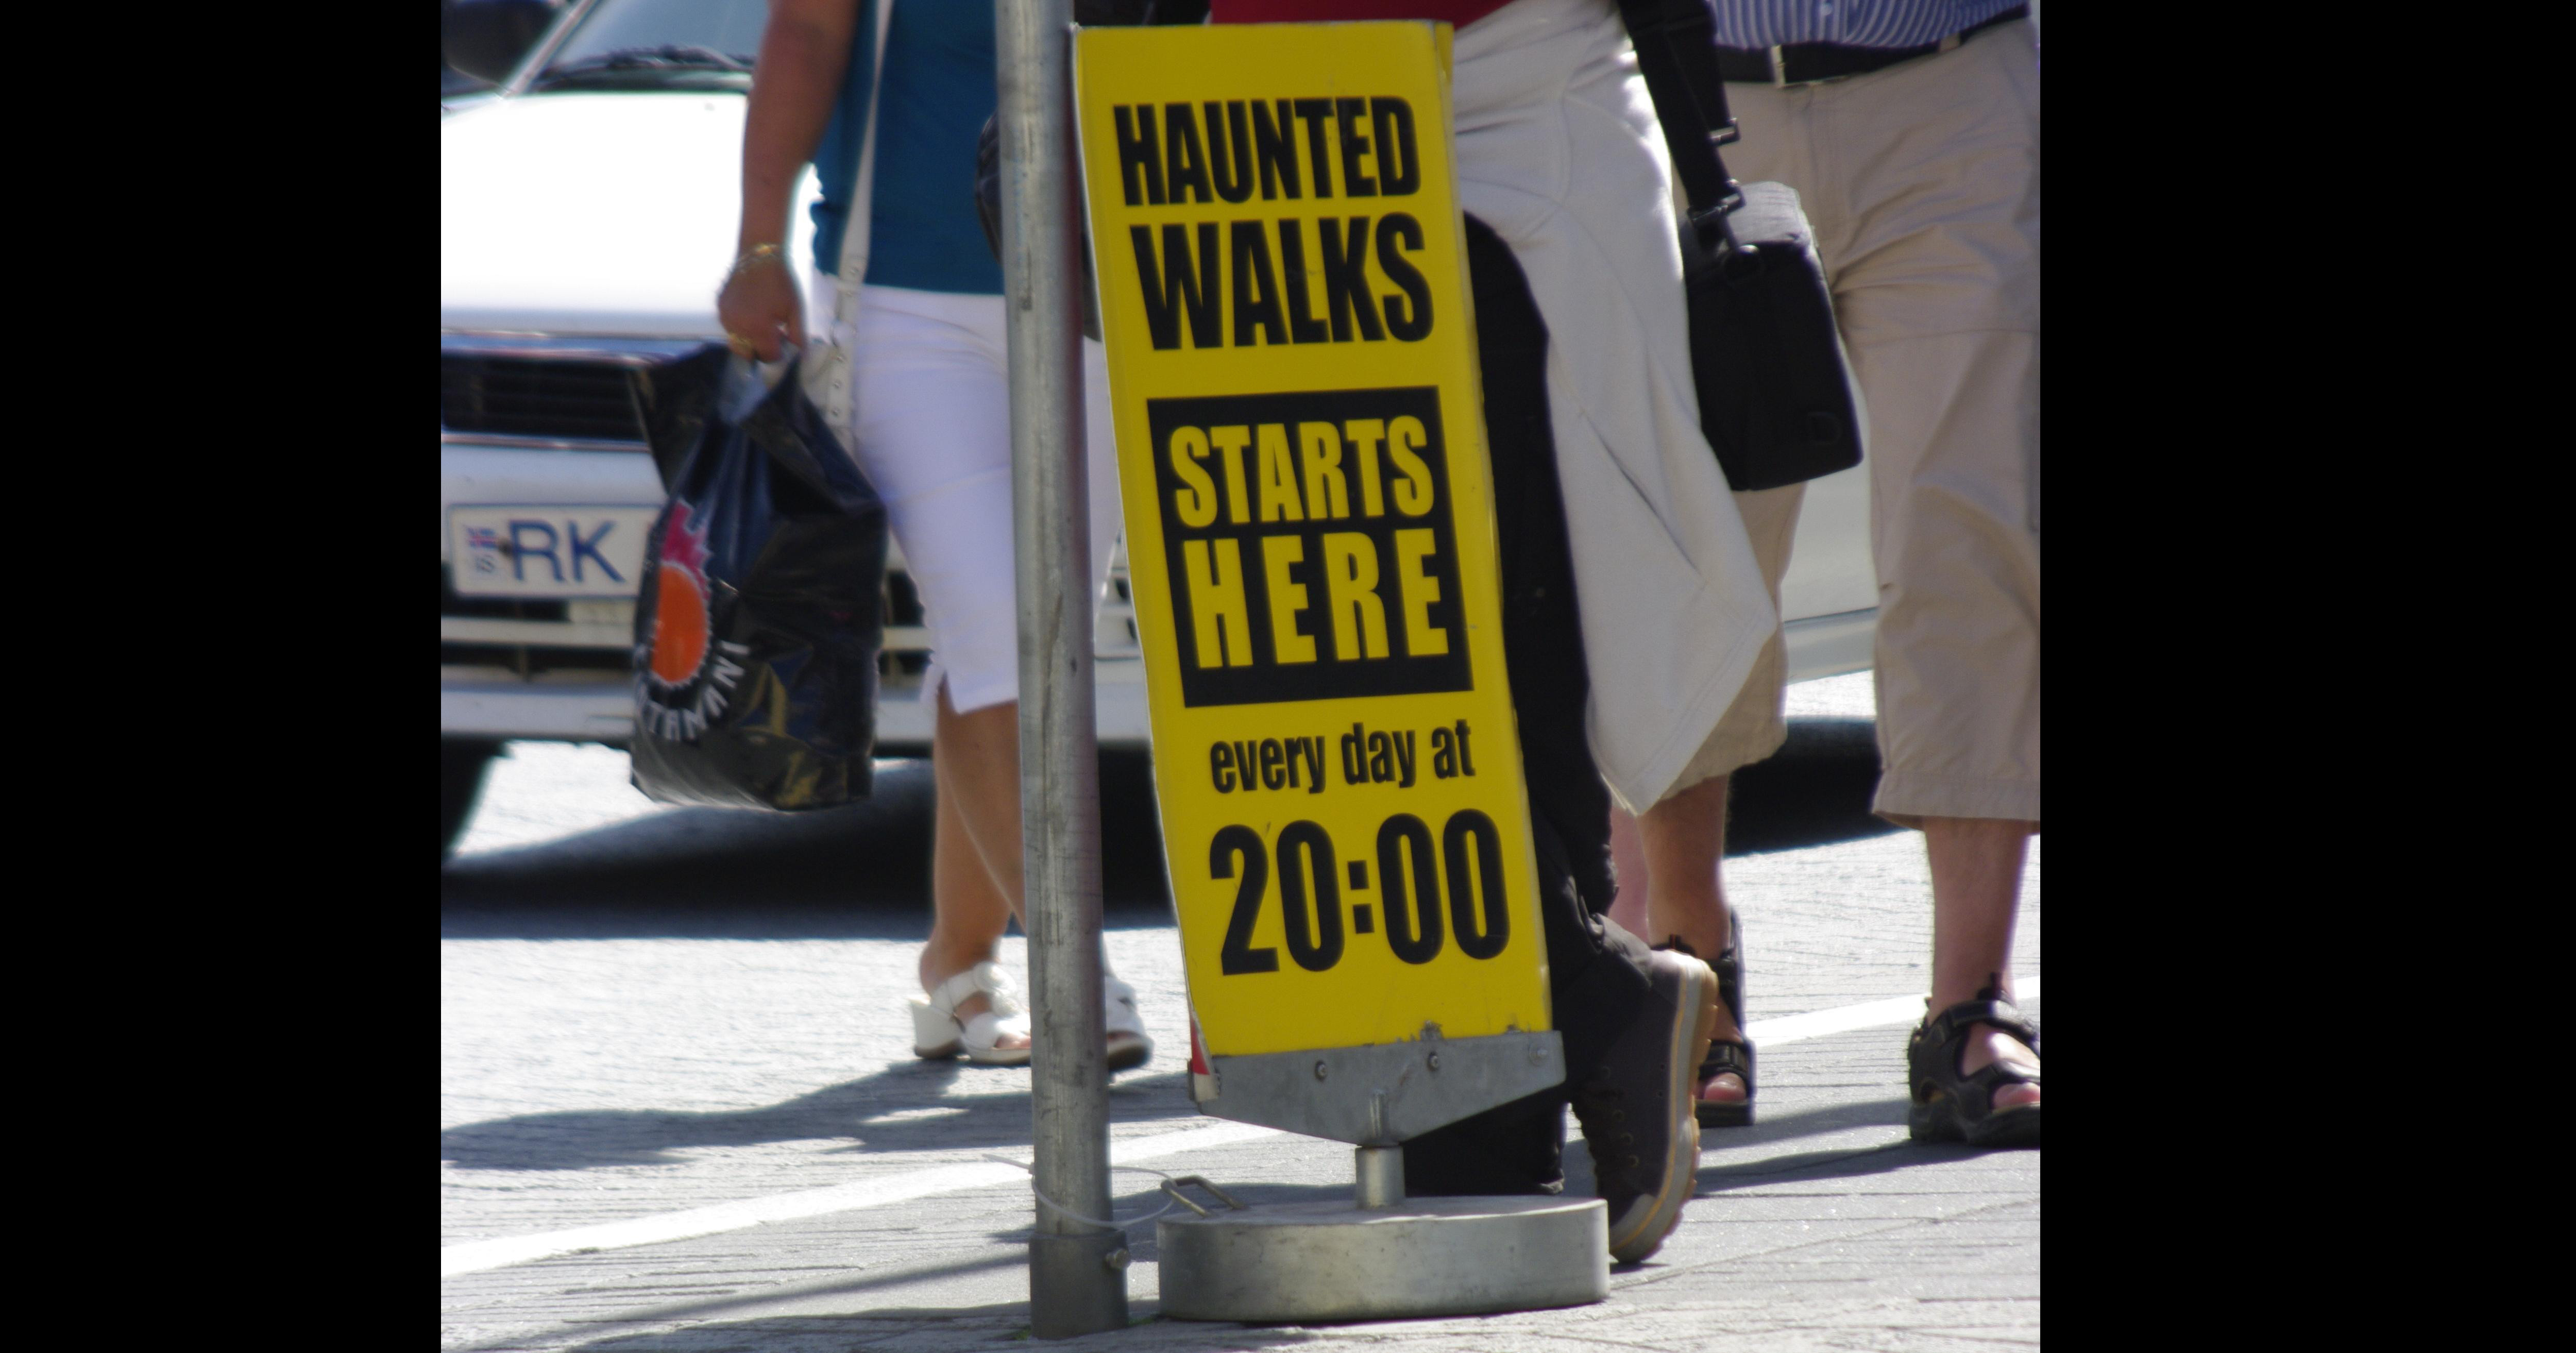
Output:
[835,0,898,284]
[1616,0,1747,261]
[814,0,897,423]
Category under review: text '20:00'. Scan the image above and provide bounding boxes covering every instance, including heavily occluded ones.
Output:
[1212,809,1510,976]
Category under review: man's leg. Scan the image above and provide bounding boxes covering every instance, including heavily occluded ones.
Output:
[1926,816,2039,1108]
[1839,98,2041,1115]
[1721,22,2043,1122]
[1611,478,1803,1109]
[1605,808,1648,933]
[1619,778,1735,1105]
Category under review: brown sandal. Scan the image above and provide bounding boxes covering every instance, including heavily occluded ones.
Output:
[1905,979,2040,1148]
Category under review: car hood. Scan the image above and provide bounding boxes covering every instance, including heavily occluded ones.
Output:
[443,92,818,338]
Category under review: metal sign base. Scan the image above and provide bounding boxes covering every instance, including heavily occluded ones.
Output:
[1195,1031,1563,1145]
[1159,1196,1607,1323]
[1157,1147,1608,1324]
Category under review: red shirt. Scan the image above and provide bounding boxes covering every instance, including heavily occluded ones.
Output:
[1209,1,1514,26]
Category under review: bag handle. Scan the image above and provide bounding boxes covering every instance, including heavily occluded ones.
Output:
[1616,0,1748,262]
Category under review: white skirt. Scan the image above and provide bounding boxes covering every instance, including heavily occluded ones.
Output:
[805,279,1123,715]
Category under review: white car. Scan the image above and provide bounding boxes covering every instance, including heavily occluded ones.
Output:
[439,0,1878,853]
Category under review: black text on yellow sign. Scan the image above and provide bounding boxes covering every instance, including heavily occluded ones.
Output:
[1149,387,1469,707]
[1109,96,1438,351]
[1207,801,1511,980]
[1077,21,1548,1059]
[1201,721,1499,974]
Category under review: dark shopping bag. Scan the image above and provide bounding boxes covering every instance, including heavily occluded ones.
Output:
[626,345,887,809]
[1620,0,1865,492]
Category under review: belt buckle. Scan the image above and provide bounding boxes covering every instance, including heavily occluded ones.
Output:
[1772,29,1972,91]
[1771,43,1856,89]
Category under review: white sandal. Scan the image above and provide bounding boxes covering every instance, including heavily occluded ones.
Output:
[909,961,1033,1067]
[1104,972,1154,1072]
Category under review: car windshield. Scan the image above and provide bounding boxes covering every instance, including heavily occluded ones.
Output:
[530,0,770,91]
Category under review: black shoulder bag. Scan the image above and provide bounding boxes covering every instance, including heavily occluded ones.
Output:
[1618,0,1865,492]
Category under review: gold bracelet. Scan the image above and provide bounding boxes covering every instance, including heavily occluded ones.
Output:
[725,242,786,282]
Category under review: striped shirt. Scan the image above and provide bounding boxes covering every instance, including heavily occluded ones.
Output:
[1709,0,2021,49]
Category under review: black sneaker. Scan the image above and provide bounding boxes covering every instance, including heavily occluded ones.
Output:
[1570,947,1720,1263]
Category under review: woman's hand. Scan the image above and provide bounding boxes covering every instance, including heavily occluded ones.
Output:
[725,0,860,362]
[719,251,803,362]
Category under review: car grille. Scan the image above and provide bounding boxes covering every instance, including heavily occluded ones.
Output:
[442,354,647,443]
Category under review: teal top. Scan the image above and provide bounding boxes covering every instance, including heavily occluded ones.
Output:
[809,1,1003,295]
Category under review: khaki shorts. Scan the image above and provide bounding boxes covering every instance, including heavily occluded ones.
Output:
[1667,19,2041,828]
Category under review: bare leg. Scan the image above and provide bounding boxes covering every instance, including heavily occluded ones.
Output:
[1923,816,2039,1111]
[933,680,1028,902]
[1604,805,1649,936]
[1635,774,1745,1106]
[921,680,1030,1051]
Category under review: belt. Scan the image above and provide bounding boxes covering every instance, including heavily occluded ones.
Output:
[1716,5,2027,87]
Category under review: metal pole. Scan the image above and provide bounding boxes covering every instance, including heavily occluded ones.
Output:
[995,0,1125,1338]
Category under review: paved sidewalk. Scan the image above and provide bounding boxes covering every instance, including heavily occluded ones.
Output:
[443,681,2039,1351]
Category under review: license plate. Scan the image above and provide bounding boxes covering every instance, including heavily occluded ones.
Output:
[449,505,662,598]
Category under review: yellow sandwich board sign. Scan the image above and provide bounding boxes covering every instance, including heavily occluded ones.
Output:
[1074,22,1550,1061]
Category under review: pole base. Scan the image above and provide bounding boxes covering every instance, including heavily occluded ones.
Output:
[1029,1231,1129,1339]
[1157,1195,1607,1323]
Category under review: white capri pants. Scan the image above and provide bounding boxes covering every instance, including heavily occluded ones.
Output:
[807,279,1124,715]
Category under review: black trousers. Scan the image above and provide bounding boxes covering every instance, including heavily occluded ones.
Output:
[1401,216,1656,1197]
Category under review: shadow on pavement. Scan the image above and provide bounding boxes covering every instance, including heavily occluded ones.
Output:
[1696,1131,2023,1194]
[1702,1094,1912,1147]
[440,1063,1199,1171]
[441,721,1889,938]
[441,754,1179,938]
[1724,718,1899,856]
[509,1251,1033,1339]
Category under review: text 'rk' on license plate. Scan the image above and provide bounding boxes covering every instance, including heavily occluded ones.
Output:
[448,504,659,599]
